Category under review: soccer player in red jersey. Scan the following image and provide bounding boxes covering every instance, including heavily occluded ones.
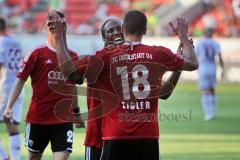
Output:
[3,11,80,160]
[51,10,198,160]
[84,19,125,160]
[84,18,186,160]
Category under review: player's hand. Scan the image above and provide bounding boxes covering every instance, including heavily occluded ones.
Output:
[74,113,86,128]
[47,10,64,39]
[169,18,189,41]
[3,108,13,122]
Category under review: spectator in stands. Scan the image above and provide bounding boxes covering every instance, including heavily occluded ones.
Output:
[232,0,240,19]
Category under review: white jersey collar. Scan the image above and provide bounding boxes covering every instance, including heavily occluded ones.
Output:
[46,41,56,53]
[123,41,142,45]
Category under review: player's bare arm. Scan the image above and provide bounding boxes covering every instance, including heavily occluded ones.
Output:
[159,40,184,99]
[218,53,224,78]
[3,78,25,122]
[170,18,198,71]
[49,11,79,80]
[72,86,85,128]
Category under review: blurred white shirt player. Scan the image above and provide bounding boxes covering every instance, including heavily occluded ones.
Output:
[195,26,224,121]
[0,16,24,160]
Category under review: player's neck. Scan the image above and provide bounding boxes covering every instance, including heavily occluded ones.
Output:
[48,40,56,49]
[124,34,142,43]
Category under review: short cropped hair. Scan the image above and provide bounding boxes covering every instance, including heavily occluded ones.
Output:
[123,10,147,36]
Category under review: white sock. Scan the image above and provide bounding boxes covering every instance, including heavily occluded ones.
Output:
[9,134,21,160]
[0,140,8,159]
[201,94,210,118]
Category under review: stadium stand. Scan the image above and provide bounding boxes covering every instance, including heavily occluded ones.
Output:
[0,0,239,37]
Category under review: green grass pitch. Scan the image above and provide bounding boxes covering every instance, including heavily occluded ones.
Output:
[0,82,240,160]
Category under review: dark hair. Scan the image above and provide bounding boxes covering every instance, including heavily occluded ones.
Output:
[0,16,6,32]
[123,10,147,36]
[46,10,65,28]
[56,11,65,19]
[47,10,65,20]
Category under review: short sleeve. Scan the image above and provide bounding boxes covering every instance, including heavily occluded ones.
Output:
[156,46,184,71]
[17,49,37,80]
[74,50,106,84]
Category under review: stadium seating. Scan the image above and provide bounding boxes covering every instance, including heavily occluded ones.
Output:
[64,0,97,28]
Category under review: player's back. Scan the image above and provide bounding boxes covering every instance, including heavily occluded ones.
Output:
[99,43,183,140]
[195,37,220,69]
[0,35,22,89]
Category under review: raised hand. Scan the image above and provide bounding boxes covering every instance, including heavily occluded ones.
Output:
[169,18,189,41]
[47,10,64,39]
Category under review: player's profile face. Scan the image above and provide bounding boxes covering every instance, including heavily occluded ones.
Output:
[104,20,124,45]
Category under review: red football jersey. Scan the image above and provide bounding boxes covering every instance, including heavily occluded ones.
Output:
[17,43,78,124]
[82,49,110,148]
[84,83,103,148]
[85,43,184,140]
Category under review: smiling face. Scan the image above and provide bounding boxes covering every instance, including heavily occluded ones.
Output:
[102,19,124,47]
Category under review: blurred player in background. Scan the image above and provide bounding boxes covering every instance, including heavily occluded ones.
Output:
[0,16,23,160]
[3,11,80,160]
[51,10,198,160]
[195,27,224,121]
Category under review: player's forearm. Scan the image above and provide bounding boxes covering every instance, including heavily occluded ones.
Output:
[6,78,25,109]
[55,37,76,78]
[159,72,181,100]
[219,55,224,69]
[181,37,199,71]
[72,85,79,109]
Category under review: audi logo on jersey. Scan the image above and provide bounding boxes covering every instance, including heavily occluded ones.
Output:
[48,71,65,80]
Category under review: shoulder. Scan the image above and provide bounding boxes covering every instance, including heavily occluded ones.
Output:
[68,49,78,56]
[23,44,46,61]
[95,48,106,56]
[150,45,173,54]
[212,40,220,46]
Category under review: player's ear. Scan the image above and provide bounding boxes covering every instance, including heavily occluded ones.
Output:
[122,24,126,35]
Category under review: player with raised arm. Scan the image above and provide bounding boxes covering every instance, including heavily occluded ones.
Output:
[84,19,187,160]
[0,16,23,160]
[3,11,81,160]
[51,10,198,160]
[195,27,224,121]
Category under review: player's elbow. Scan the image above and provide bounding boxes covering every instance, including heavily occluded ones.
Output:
[183,60,199,71]
[188,63,198,71]
[159,94,170,100]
